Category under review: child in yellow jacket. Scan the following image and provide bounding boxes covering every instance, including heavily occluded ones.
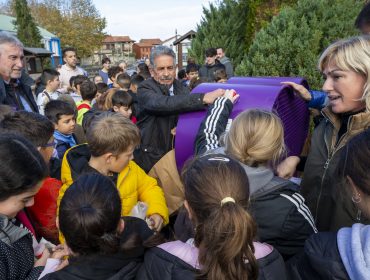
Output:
[57,112,169,234]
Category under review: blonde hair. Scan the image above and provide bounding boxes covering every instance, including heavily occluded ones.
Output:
[87,112,140,157]
[225,109,285,167]
[318,35,370,112]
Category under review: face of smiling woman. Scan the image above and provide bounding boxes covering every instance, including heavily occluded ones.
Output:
[322,62,366,114]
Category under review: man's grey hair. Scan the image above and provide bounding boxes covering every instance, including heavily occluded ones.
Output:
[150,45,176,67]
[0,31,24,50]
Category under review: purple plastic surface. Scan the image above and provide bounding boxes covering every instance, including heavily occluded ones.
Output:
[227,77,310,88]
[175,77,310,170]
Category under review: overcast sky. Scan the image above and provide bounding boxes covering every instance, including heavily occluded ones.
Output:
[92,0,218,41]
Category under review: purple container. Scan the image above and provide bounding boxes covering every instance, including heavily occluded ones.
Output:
[175,77,310,170]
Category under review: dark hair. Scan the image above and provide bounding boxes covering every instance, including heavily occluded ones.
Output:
[137,63,151,79]
[214,69,227,82]
[182,154,258,280]
[96,82,108,94]
[205,48,217,57]
[69,76,76,88]
[355,3,370,31]
[187,57,196,65]
[130,74,144,86]
[108,66,122,80]
[189,77,208,91]
[0,134,47,201]
[112,90,133,108]
[0,111,54,147]
[44,100,76,124]
[339,129,370,196]
[40,69,59,85]
[177,69,186,80]
[186,63,199,74]
[116,73,131,90]
[63,47,76,58]
[59,173,123,255]
[102,57,111,65]
[74,75,89,87]
[82,110,104,133]
[80,80,97,101]
[57,94,77,110]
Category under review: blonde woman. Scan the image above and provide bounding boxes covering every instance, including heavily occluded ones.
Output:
[278,36,370,232]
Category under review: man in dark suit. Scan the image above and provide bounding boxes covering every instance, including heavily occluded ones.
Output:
[135,45,224,172]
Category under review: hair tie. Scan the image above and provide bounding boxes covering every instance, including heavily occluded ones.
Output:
[220,197,235,206]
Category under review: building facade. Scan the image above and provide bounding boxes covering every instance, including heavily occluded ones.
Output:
[133,38,162,60]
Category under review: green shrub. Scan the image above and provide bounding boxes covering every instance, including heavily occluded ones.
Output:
[236,0,364,89]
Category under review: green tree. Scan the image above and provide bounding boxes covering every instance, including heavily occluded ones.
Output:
[189,0,249,66]
[13,0,42,47]
[9,0,106,58]
[245,0,296,50]
[189,0,295,67]
[236,0,364,89]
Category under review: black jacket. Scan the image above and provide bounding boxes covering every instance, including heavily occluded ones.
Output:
[42,254,142,280]
[0,76,38,112]
[250,178,316,260]
[136,247,195,280]
[42,217,153,280]
[135,78,205,172]
[286,232,349,279]
[137,246,286,280]
[198,60,225,82]
[0,233,43,280]
[193,97,316,260]
[301,108,370,231]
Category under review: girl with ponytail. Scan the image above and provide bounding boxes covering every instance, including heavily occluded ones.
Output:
[138,154,286,280]
[42,173,153,280]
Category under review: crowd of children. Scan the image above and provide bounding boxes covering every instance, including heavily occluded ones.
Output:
[1,6,370,279]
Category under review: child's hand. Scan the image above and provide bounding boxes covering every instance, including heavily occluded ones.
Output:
[276,156,300,179]
[148,214,164,232]
[56,259,69,271]
[51,244,69,260]
[34,248,50,267]
[281,81,311,101]
[224,89,239,104]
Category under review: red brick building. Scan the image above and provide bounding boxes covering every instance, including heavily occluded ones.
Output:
[133,38,162,59]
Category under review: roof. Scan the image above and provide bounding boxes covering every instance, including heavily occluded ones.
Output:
[174,30,196,45]
[139,38,162,45]
[24,47,52,56]
[134,42,155,48]
[103,35,135,43]
[162,35,180,44]
[0,14,57,39]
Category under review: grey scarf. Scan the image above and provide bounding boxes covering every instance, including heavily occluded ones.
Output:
[0,214,29,246]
